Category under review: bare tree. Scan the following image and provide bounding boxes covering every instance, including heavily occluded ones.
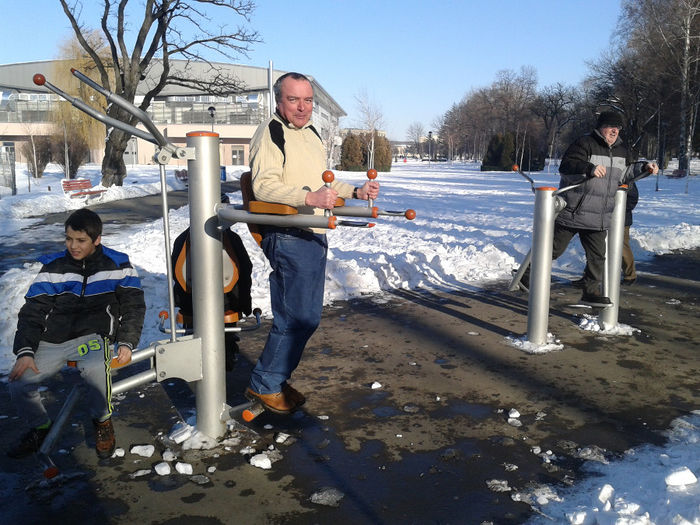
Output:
[59,0,259,186]
[490,67,538,164]
[431,115,450,160]
[354,89,384,169]
[620,0,700,171]
[406,121,425,157]
[319,118,341,169]
[531,83,580,160]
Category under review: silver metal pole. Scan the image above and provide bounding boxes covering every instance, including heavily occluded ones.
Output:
[268,60,274,118]
[527,186,558,345]
[159,164,178,343]
[187,131,227,439]
[112,369,158,396]
[37,385,82,457]
[122,345,156,366]
[509,249,532,292]
[599,186,628,329]
[217,207,338,229]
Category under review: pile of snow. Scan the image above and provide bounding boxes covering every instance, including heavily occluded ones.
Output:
[525,410,700,524]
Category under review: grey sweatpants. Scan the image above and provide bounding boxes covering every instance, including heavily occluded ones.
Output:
[10,333,113,429]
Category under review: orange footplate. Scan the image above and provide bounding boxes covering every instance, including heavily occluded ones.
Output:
[242,403,265,422]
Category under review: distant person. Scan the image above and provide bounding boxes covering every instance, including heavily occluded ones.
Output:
[517,110,657,304]
[171,193,253,370]
[621,180,639,285]
[245,71,379,413]
[7,209,145,459]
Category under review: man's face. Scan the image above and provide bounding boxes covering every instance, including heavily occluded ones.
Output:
[66,226,100,261]
[276,77,314,128]
[600,125,620,146]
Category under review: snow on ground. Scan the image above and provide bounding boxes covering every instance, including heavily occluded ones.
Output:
[1,159,699,523]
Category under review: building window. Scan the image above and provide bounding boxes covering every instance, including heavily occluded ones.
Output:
[231,146,245,166]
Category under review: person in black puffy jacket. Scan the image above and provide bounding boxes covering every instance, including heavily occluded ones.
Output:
[517,111,657,305]
[7,209,145,460]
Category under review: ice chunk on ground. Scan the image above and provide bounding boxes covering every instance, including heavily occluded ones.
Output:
[310,487,345,507]
[169,422,193,444]
[154,462,171,475]
[665,467,697,487]
[129,469,152,478]
[486,479,511,492]
[181,429,218,450]
[190,474,210,485]
[250,453,272,469]
[175,462,193,475]
[130,444,155,457]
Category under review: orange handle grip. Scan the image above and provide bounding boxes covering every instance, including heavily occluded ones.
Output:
[110,356,132,370]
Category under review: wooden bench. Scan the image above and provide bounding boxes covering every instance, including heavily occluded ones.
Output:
[61,178,107,199]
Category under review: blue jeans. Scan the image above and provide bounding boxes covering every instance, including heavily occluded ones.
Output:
[249,229,327,394]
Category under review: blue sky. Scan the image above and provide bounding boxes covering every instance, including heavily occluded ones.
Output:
[1,1,622,140]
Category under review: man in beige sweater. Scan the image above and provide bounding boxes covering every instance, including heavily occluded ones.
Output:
[246,72,379,413]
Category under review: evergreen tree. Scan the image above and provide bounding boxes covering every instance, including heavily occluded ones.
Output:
[339,133,364,171]
[481,132,516,171]
[373,133,392,171]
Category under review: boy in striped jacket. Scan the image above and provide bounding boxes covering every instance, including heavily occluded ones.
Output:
[7,208,145,459]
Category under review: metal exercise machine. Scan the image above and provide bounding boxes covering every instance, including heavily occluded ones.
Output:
[509,164,650,345]
[31,70,415,476]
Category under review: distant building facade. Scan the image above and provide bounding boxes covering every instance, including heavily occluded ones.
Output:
[0,60,345,168]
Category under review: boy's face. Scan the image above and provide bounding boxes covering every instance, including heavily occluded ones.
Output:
[65,226,100,261]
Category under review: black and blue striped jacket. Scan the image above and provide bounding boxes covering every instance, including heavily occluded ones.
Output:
[13,244,145,359]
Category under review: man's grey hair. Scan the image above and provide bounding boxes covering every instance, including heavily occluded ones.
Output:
[273,72,312,102]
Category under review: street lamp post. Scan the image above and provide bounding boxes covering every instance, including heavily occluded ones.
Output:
[207,106,216,132]
[428,131,432,166]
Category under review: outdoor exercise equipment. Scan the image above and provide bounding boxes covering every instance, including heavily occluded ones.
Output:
[30,69,416,476]
[331,169,416,220]
[509,163,651,345]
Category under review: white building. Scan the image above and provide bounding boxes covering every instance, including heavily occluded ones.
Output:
[0,59,345,169]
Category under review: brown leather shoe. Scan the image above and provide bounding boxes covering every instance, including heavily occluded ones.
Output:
[245,388,296,414]
[282,383,306,407]
[94,418,116,459]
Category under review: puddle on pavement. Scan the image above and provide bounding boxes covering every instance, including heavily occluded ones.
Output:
[371,406,402,418]
[433,400,493,419]
[275,416,529,524]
